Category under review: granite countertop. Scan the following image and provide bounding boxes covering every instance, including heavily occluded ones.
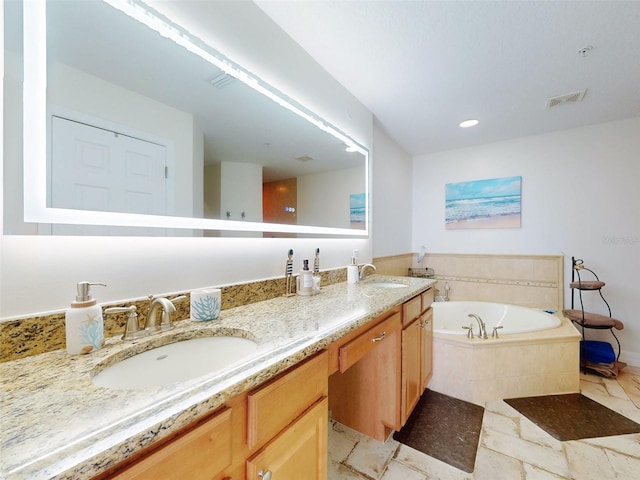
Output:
[0,275,435,480]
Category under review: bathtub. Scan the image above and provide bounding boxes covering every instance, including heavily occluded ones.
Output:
[432,301,561,336]
[429,301,581,406]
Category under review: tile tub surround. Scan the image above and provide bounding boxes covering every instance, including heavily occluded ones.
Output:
[418,253,564,311]
[428,316,581,406]
[0,275,434,480]
[0,267,346,363]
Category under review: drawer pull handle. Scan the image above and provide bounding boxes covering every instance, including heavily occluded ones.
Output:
[371,331,386,343]
[258,469,272,480]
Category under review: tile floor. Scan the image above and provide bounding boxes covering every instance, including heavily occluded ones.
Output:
[328,372,640,479]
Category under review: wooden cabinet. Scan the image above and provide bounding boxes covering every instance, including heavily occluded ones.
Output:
[246,398,328,480]
[106,351,328,480]
[328,307,402,441]
[400,288,434,426]
[99,285,434,479]
[245,351,328,480]
[108,407,233,480]
[247,351,328,449]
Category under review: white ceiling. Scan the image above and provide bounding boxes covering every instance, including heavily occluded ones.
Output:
[256,1,640,156]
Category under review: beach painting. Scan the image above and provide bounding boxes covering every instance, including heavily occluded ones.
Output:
[445,176,521,229]
[350,193,366,229]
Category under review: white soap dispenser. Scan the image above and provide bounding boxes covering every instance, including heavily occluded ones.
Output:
[297,259,314,295]
[347,249,359,284]
[65,281,107,355]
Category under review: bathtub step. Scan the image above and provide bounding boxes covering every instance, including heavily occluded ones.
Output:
[563,309,624,330]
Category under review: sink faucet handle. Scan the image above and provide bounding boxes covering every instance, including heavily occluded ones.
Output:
[105,305,141,340]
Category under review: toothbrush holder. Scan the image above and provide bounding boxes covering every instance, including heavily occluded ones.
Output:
[190,288,222,321]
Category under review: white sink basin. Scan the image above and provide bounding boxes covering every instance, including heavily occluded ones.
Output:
[366,281,409,289]
[92,336,258,389]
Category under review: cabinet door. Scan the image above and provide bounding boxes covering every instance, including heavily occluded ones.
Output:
[246,398,328,480]
[420,308,433,391]
[110,408,232,480]
[401,318,422,426]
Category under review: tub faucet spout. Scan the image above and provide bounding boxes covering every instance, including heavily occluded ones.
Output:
[468,313,488,339]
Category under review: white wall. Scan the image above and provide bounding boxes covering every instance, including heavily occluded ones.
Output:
[297,166,364,229]
[0,2,372,318]
[219,162,263,223]
[372,119,413,257]
[412,117,640,365]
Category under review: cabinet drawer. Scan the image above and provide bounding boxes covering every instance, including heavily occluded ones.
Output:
[111,407,232,480]
[421,288,434,311]
[247,350,328,449]
[402,295,421,327]
[339,310,401,373]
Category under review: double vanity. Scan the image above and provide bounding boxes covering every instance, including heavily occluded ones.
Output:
[0,275,435,479]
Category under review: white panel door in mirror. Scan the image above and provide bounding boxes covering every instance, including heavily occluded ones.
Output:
[50,116,168,215]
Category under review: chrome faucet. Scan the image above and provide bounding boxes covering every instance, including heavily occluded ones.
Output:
[359,263,377,280]
[468,313,488,339]
[105,295,186,341]
[146,295,184,332]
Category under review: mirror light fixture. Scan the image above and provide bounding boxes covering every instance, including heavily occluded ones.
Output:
[23,0,368,236]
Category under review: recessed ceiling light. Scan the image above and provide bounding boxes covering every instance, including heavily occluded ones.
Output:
[345,145,358,152]
[459,119,479,128]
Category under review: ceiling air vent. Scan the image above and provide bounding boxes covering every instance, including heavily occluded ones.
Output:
[546,89,587,109]
[295,155,315,163]
[209,72,236,89]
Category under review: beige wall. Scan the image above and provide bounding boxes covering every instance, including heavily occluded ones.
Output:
[421,253,563,311]
[374,252,563,311]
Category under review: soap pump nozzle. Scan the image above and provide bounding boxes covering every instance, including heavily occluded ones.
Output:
[75,281,107,303]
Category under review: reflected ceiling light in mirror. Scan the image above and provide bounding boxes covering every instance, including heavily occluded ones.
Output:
[459,119,479,128]
[23,0,368,236]
[345,145,358,153]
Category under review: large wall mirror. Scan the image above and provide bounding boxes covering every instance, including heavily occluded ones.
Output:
[3,0,368,237]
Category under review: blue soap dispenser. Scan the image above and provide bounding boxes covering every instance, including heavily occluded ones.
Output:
[65,281,107,355]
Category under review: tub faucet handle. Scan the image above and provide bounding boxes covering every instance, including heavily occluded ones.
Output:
[492,326,504,339]
[462,324,474,339]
